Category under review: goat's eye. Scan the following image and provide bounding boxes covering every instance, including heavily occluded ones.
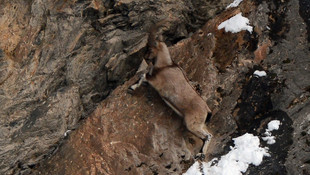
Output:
[155,41,159,47]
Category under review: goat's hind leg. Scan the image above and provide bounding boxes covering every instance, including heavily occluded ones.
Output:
[184,116,212,141]
[193,124,213,160]
[185,116,212,158]
[201,124,212,154]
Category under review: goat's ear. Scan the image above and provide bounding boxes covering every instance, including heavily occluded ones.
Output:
[158,35,164,42]
[148,39,159,48]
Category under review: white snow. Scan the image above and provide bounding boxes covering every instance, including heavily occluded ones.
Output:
[184,120,282,175]
[218,13,253,33]
[253,70,267,77]
[226,0,243,9]
[262,136,276,144]
[183,133,269,175]
[262,120,281,145]
[267,120,281,131]
[185,162,202,175]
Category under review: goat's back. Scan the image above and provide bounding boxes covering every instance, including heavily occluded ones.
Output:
[147,66,210,117]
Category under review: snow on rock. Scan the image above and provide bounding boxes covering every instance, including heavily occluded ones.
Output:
[262,120,281,145]
[226,0,243,9]
[262,136,276,144]
[253,70,267,77]
[183,133,270,175]
[267,120,281,131]
[184,162,203,175]
[218,13,253,33]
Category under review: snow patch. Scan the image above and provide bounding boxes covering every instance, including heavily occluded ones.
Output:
[253,70,267,77]
[185,162,202,175]
[184,134,269,175]
[226,0,243,9]
[267,120,281,131]
[184,120,282,175]
[262,120,281,145]
[218,13,253,33]
[262,136,276,144]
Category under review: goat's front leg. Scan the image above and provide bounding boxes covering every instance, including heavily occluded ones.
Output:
[127,73,147,93]
[128,59,154,93]
[146,62,154,76]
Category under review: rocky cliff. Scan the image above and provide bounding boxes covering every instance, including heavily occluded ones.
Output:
[0,0,309,175]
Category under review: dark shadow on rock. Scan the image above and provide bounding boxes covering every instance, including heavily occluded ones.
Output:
[231,68,294,174]
[234,68,274,134]
[247,110,293,175]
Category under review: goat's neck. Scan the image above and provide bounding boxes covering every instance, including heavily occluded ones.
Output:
[154,42,173,69]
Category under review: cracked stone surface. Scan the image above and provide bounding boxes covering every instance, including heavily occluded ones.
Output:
[0,0,309,174]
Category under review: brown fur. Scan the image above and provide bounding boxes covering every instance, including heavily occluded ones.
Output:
[146,42,212,140]
[129,25,213,153]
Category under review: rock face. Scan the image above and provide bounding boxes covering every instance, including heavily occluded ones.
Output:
[0,0,231,174]
[0,0,309,174]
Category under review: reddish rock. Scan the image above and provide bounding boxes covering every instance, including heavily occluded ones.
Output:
[254,40,271,63]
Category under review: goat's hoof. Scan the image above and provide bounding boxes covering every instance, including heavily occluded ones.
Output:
[142,81,148,86]
[127,87,134,94]
[194,153,205,161]
[203,134,212,142]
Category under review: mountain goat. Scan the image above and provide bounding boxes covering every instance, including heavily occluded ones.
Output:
[128,24,213,154]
